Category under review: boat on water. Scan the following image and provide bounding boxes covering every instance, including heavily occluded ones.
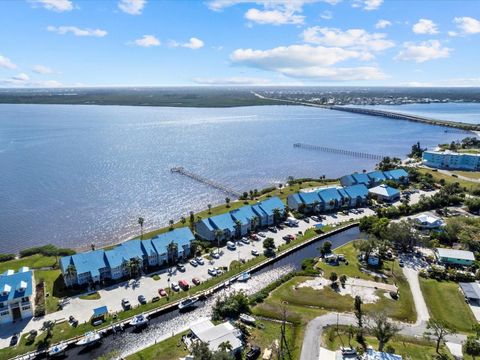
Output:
[48,343,68,356]
[178,296,199,310]
[129,313,149,327]
[75,331,101,346]
[239,313,256,325]
[238,272,251,282]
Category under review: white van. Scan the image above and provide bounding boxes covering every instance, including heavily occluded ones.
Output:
[287,217,299,227]
[227,241,236,250]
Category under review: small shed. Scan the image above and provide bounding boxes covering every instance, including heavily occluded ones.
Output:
[92,305,108,322]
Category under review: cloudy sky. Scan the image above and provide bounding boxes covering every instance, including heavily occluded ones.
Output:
[0,0,479,87]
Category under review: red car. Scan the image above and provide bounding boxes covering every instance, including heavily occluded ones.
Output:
[179,279,190,290]
[192,277,201,285]
[158,288,167,297]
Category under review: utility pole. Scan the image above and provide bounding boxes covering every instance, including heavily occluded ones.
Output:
[279,307,293,360]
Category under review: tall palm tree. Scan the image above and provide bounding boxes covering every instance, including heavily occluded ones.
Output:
[225,197,231,208]
[214,229,223,253]
[180,216,186,225]
[234,219,242,239]
[167,241,178,264]
[207,204,212,214]
[65,264,76,285]
[251,215,258,231]
[273,208,282,224]
[138,217,145,239]
[130,257,142,277]
[169,219,174,230]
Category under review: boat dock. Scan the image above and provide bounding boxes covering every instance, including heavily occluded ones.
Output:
[170,166,241,198]
[293,143,384,160]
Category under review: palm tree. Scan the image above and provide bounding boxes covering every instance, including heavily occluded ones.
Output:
[207,204,212,214]
[234,219,242,239]
[138,217,145,239]
[130,257,142,278]
[273,208,282,224]
[214,229,223,253]
[313,200,320,214]
[169,219,174,230]
[167,241,178,264]
[218,341,232,353]
[189,211,195,229]
[225,197,231,208]
[251,215,259,231]
[65,264,76,285]
[180,216,186,225]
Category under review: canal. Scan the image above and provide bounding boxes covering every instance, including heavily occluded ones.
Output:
[50,226,364,359]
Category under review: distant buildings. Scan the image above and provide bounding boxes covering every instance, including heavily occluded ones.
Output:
[340,169,409,188]
[0,267,33,324]
[195,197,285,241]
[435,248,475,267]
[60,227,194,287]
[423,150,480,171]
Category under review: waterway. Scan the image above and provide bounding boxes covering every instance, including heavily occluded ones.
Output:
[0,104,462,252]
[54,226,363,359]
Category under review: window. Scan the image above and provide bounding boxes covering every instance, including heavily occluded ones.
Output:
[0,310,9,316]
[22,305,30,311]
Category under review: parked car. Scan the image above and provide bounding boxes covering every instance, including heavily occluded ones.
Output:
[171,282,180,292]
[250,234,258,241]
[282,234,294,241]
[246,346,261,360]
[192,277,201,285]
[10,334,18,347]
[179,279,189,290]
[276,224,284,230]
[214,267,223,275]
[195,257,205,265]
[189,259,198,267]
[211,251,220,259]
[152,296,160,303]
[251,249,259,256]
[158,288,167,297]
[227,241,236,250]
[177,264,186,272]
[121,298,131,310]
[258,232,266,238]
[268,226,277,233]
[241,237,250,244]
[399,260,405,267]
[303,217,310,223]
[310,216,319,222]
[138,295,147,305]
[208,268,217,276]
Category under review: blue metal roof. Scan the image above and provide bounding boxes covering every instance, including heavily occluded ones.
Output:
[151,227,195,253]
[344,184,369,198]
[93,305,108,317]
[337,188,350,200]
[340,174,355,184]
[230,205,257,225]
[318,188,343,203]
[199,218,215,232]
[142,239,157,256]
[351,173,371,185]
[251,203,268,218]
[367,170,387,182]
[208,213,236,232]
[0,270,33,302]
[258,196,285,216]
[298,192,322,205]
[384,168,409,180]
[369,184,400,197]
[118,240,145,259]
[63,250,108,276]
[105,247,129,269]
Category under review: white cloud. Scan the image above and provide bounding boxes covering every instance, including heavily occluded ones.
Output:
[30,0,74,12]
[207,1,337,12]
[33,65,54,74]
[118,0,146,15]
[230,44,386,81]
[192,76,272,85]
[133,35,160,47]
[453,17,480,35]
[412,19,439,34]
[170,37,204,49]
[320,10,333,20]
[375,19,391,29]
[245,8,304,25]
[301,27,394,56]
[395,40,451,63]
[0,55,17,69]
[400,78,480,87]
[47,26,107,37]
[352,0,383,11]
[12,73,30,82]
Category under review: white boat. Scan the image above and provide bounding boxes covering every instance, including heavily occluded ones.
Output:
[48,343,68,356]
[178,296,199,310]
[239,313,256,325]
[129,313,149,327]
[75,331,101,346]
[238,272,251,282]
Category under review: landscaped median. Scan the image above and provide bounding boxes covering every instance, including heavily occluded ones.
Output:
[0,221,356,360]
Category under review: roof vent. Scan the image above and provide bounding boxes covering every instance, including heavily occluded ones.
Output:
[2,284,11,295]
[17,281,27,292]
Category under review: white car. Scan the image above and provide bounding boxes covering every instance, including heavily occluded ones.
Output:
[258,232,266,238]
[311,216,319,222]
[211,251,220,259]
[189,259,198,267]
[251,249,259,256]
[214,267,223,275]
[241,237,250,244]
[208,268,217,276]
[171,282,180,291]
[195,257,205,265]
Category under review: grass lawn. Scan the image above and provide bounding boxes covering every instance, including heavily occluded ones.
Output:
[79,292,101,300]
[420,278,477,333]
[0,254,56,274]
[323,325,452,360]
[452,170,480,179]
[418,168,480,193]
[248,319,298,359]
[126,331,189,360]
[35,269,79,314]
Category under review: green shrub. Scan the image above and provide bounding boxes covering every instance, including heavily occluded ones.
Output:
[0,253,15,262]
[20,244,75,258]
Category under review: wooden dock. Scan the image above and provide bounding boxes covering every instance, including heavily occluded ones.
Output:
[293,143,384,160]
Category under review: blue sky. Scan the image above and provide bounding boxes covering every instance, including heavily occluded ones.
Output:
[0,0,479,87]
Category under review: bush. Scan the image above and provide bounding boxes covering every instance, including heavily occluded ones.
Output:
[20,244,75,258]
[0,253,15,262]
[212,292,250,321]
[301,258,318,275]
